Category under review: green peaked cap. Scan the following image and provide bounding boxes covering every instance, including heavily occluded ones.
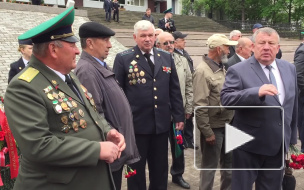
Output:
[18,7,78,43]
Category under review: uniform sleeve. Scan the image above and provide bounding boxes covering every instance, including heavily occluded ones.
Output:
[4,80,101,167]
[169,56,185,123]
[113,54,126,90]
[193,66,213,138]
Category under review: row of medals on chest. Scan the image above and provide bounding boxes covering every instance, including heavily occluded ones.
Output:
[128,63,146,85]
[44,85,91,133]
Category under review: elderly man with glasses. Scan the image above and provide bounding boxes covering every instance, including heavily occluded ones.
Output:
[228,30,242,58]
[156,32,193,189]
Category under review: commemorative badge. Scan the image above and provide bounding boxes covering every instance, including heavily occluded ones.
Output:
[131,60,137,66]
[69,112,75,121]
[142,78,146,84]
[72,122,79,132]
[136,72,140,78]
[162,66,171,73]
[61,115,68,124]
[80,119,87,129]
[61,102,70,111]
[134,68,138,72]
[79,109,84,117]
[52,92,58,99]
[71,101,77,108]
[67,101,73,108]
[140,71,145,77]
[80,85,88,93]
[47,93,54,100]
[52,80,57,85]
[58,91,65,99]
[61,125,70,133]
[73,111,80,120]
[54,104,62,114]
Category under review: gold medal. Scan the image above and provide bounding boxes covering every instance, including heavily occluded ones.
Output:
[80,85,88,93]
[142,78,146,84]
[72,122,79,132]
[80,119,87,129]
[140,71,145,77]
[61,125,70,133]
[47,93,54,100]
[61,102,69,111]
[132,79,136,85]
[134,68,138,72]
[73,111,80,120]
[59,91,65,99]
[71,101,77,108]
[136,55,139,58]
[79,109,84,117]
[90,98,95,106]
[52,92,58,99]
[131,60,137,65]
[52,80,57,85]
[61,115,68,124]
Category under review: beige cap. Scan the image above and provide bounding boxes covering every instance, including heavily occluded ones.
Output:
[206,34,238,49]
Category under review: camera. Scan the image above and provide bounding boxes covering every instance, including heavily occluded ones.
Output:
[167,19,173,28]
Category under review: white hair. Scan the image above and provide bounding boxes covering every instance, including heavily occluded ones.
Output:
[134,20,155,36]
[229,30,241,39]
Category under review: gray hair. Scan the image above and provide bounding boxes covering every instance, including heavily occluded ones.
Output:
[252,27,280,43]
[229,30,241,39]
[134,20,155,36]
[33,40,63,57]
[155,28,164,33]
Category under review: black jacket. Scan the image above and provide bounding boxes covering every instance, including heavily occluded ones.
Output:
[158,18,176,33]
[294,43,304,96]
[8,57,26,83]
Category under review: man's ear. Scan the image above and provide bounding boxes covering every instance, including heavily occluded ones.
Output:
[48,43,58,59]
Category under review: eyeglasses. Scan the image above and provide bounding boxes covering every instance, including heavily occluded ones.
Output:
[162,41,174,45]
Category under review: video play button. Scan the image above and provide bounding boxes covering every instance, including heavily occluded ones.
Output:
[225,123,254,154]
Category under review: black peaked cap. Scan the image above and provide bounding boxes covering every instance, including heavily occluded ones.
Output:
[79,22,115,38]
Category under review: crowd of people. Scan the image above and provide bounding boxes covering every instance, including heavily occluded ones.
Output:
[5,5,303,190]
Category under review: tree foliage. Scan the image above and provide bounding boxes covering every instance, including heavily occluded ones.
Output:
[182,0,304,24]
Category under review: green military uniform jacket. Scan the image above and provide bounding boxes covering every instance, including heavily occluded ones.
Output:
[4,56,115,190]
[193,55,234,138]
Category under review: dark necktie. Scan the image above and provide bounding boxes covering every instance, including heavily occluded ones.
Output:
[265,65,278,89]
[144,53,154,75]
[65,74,83,102]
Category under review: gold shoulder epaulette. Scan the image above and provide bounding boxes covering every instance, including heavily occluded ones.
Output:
[18,67,39,83]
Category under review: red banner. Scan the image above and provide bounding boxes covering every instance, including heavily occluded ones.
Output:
[0,110,19,179]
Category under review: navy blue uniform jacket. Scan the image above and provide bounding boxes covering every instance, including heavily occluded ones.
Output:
[113,46,184,134]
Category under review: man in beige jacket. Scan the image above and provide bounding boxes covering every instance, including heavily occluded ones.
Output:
[156,32,193,189]
[193,34,236,190]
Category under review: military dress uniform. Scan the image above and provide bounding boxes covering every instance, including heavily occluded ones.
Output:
[113,45,184,190]
[4,7,116,190]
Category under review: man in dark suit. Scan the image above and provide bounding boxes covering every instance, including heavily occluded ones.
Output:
[225,37,253,70]
[113,20,184,190]
[221,27,298,190]
[8,39,33,83]
[294,41,304,153]
[112,0,119,22]
[158,8,176,33]
[5,7,125,190]
[75,22,140,190]
[228,30,242,59]
[103,0,112,22]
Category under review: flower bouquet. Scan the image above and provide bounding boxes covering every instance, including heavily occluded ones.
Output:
[172,123,184,158]
[0,96,19,190]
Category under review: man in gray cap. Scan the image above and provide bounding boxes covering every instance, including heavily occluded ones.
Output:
[193,34,236,190]
[74,21,140,190]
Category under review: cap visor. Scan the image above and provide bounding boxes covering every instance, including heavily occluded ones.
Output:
[61,36,79,43]
[225,41,238,46]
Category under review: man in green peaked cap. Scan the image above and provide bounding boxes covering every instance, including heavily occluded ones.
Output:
[5,7,125,190]
[158,8,176,33]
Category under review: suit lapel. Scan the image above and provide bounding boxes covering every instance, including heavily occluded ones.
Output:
[17,58,25,70]
[134,46,153,77]
[276,59,288,105]
[250,57,280,105]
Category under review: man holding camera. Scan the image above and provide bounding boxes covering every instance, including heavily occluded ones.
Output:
[158,8,176,33]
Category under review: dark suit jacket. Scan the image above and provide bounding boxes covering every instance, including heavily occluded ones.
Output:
[158,18,176,33]
[75,51,140,171]
[221,56,298,155]
[103,0,112,12]
[174,48,194,73]
[5,55,115,190]
[294,43,304,96]
[113,46,184,134]
[225,53,241,70]
[228,45,236,59]
[8,57,26,83]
